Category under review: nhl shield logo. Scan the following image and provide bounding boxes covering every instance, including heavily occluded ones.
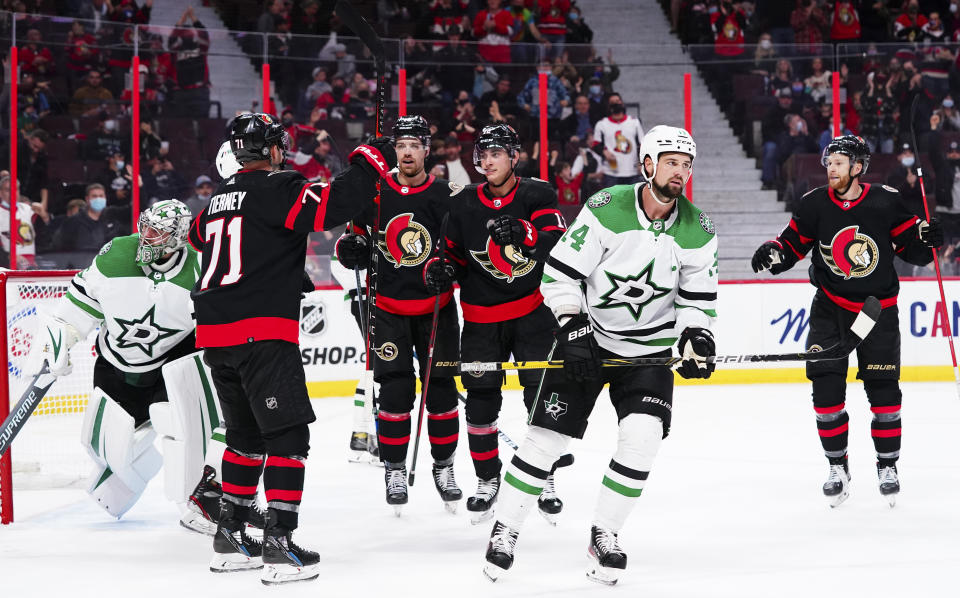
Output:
[299,296,326,337]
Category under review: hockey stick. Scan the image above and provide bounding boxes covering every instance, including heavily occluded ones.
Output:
[409,212,451,487]
[910,96,960,398]
[0,365,57,457]
[435,296,882,376]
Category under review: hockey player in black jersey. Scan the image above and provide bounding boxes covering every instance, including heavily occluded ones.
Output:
[751,135,942,508]
[188,112,395,584]
[335,115,462,515]
[425,124,569,524]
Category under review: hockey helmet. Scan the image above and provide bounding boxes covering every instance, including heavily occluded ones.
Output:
[136,199,192,266]
[638,125,696,182]
[821,134,870,175]
[229,112,290,164]
[392,115,431,147]
[473,123,521,174]
[216,140,241,178]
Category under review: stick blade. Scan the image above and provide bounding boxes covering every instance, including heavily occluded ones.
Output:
[851,295,882,340]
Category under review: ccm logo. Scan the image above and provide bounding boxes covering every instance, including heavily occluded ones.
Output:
[356,146,386,171]
[567,325,593,341]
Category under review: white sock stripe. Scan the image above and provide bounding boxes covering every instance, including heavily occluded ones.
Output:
[506,464,546,488]
[603,467,646,491]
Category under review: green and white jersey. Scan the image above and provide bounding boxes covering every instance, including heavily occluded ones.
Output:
[542,184,718,357]
[56,234,200,374]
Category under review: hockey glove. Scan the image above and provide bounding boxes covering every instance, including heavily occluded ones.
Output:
[751,241,785,274]
[676,327,715,380]
[336,233,371,269]
[487,215,537,251]
[555,314,600,382]
[919,217,943,249]
[423,256,457,295]
[348,135,397,179]
[37,317,80,377]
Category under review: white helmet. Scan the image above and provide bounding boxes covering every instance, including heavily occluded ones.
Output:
[216,140,241,178]
[136,199,192,266]
[638,125,697,182]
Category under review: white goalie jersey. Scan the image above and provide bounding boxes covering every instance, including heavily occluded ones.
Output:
[55,234,200,374]
[542,184,718,357]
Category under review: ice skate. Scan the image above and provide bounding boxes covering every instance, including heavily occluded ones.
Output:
[385,464,409,516]
[432,460,462,514]
[181,465,221,536]
[823,459,851,508]
[877,462,900,507]
[586,525,627,586]
[260,517,320,586]
[466,475,500,524]
[349,431,373,463]
[483,520,519,582]
[537,473,563,525]
[209,502,263,573]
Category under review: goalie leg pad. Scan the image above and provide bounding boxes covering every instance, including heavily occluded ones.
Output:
[593,413,663,533]
[82,388,162,493]
[87,463,142,519]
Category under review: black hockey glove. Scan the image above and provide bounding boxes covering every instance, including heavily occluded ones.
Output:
[919,217,943,249]
[301,270,316,295]
[423,256,457,295]
[336,233,370,270]
[487,215,537,251]
[348,135,397,179]
[555,314,600,382]
[676,327,715,380]
[751,241,785,274]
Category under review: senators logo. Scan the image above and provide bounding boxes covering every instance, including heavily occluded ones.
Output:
[614,130,631,154]
[470,237,537,282]
[818,225,879,280]
[377,212,431,268]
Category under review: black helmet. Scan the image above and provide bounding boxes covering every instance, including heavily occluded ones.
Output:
[473,124,521,173]
[392,115,431,146]
[822,134,871,175]
[229,112,289,164]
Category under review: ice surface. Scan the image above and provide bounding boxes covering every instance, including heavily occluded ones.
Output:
[3,382,959,597]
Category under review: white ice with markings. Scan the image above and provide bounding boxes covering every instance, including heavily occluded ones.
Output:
[3,382,959,597]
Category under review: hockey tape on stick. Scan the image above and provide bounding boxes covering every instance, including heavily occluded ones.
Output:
[0,365,57,457]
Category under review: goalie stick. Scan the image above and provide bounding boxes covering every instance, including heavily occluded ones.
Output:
[434,296,882,376]
[0,365,57,457]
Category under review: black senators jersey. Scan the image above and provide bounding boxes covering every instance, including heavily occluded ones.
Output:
[188,165,376,347]
[346,174,460,316]
[446,177,566,323]
[774,183,932,311]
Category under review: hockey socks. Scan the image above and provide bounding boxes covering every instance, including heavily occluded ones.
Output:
[593,414,661,532]
[467,419,501,479]
[497,425,570,529]
[221,448,264,520]
[871,404,902,465]
[814,403,849,460]
[378,410,412,464]
[264,456,306,530]
[427,407,459,462]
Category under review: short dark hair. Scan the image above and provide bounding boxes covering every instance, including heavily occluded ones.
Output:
[85,183,106,197]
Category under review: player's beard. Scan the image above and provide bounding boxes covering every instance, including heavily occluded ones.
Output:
[652,176,684,201]
[398,160,424,179]
[828,171,852,192]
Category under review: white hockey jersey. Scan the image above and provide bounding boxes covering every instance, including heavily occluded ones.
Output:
[542,184,718,357]
[56,234,200,374]
[593,115,644,178]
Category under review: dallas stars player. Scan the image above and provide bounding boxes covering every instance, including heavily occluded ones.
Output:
[751,135,942,508]
[335,115,462,514]
[425,123,569,525]
[33,200,234,531]
[482,125,718,585]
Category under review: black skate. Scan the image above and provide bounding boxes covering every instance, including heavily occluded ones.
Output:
[432,460,463,514]
[349,431,382,466]
[823,458,851,508]
[209,502,263,573]
[587,525,627,585]
[385,464,409,516]
[181,465,222,536]
[483,521,520,582]
[877,462,900,507]
[261,515,320,586]
[537,473,563,525]
[466,475,501,525]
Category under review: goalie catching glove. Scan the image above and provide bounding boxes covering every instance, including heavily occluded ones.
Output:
[555,314,600,382]
[36,316,81,377]
[676,327,715,379]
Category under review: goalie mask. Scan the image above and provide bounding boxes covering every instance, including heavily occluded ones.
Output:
[136,199,192,266]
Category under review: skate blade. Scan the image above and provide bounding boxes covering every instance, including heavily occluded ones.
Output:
[483,563,507,582]
[883,492,898,508]
[470,508,495,525]
[209,553,263,573]
[586,551,623,585]
[392,505,404,517]
[180,512,216,536]
[537,508,559,526]
[260,563,319,585]
[827,489,850,508]
[443,501,459,515]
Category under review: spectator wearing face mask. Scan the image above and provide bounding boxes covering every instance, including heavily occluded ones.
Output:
[751,33,778,78]
[805,58,832,104]
[858,71,897,154]
[591,93,644,186]
[895,0,928,42]
[829,0,862,41]
[83,115,127,161]
[94,152,130,205]
[937,95,960,131]
[886,143,925,217]
[185,175,215,217]
[51,183,123,255]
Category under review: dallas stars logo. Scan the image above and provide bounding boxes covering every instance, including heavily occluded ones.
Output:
[543,393,567,421]
[596,260,670,321]
[114,306,179,357]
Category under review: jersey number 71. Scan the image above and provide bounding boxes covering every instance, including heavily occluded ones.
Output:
[200,216,244,289]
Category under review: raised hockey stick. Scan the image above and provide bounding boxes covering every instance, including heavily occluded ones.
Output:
[910,96,960,398]
[0,365,57,457]
[409,212,450,487]
[433,296,882,376]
